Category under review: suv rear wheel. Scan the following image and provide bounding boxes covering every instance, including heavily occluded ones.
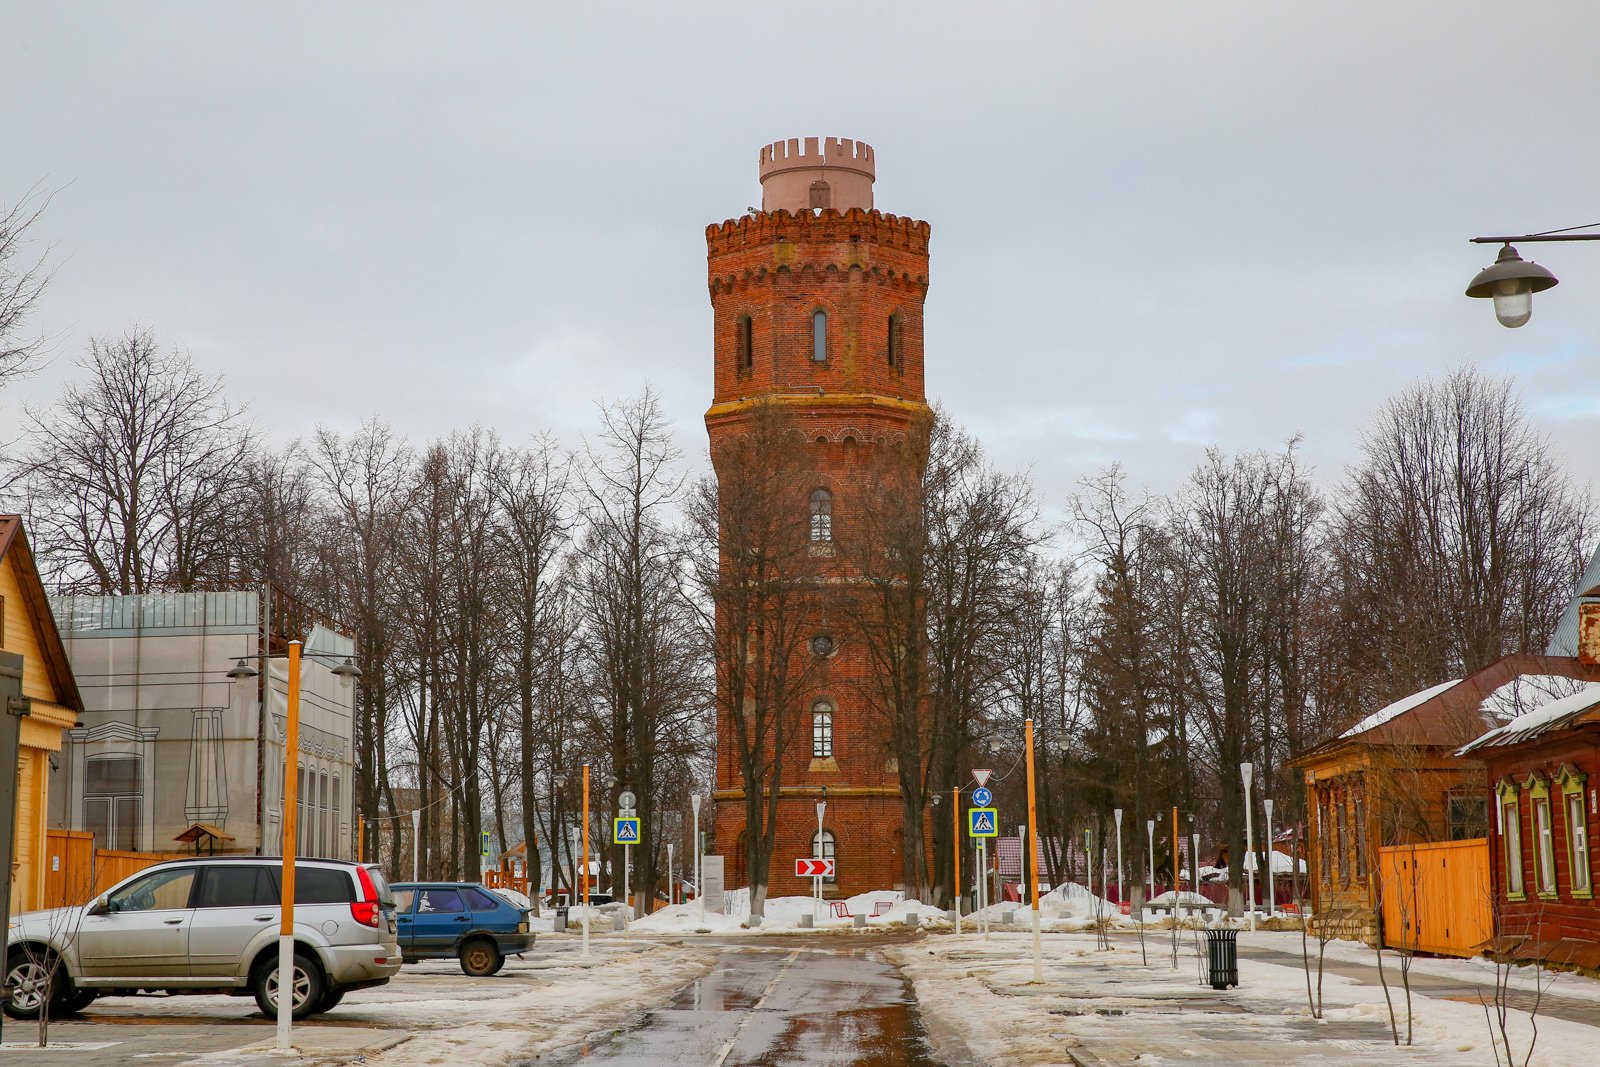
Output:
[251,951,326,1021]
[458,938,500,977]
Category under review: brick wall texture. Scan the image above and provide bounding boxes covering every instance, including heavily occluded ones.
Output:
[705,205,933,898]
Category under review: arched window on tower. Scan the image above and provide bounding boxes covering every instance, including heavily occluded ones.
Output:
[809,180,832,210]
[811,309,828,362]
[887,312,903,372]
[737,314,753,373]
[812,700,834,758]
[809,488,832,543]
[811,828,837,884]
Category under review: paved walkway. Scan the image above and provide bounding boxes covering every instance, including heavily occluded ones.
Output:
[526,937,947,1067]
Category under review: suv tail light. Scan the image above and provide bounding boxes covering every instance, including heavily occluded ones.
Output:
[352,865,380,928]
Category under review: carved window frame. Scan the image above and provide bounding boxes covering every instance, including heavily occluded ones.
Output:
[1497,777,1524,901]
[1557,764,1591,899]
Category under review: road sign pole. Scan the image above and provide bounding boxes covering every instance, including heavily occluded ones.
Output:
[623,842,631,918]
[952,787,961,936]
[979,840,988,939]
[1025,718,1042,983]
[581,764,590,960]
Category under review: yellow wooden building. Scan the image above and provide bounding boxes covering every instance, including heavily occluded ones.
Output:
[0,517,83,914]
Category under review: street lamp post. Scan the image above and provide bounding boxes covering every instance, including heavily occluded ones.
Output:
[1465,224,1600,327]
[690,794,702,924]
[227,641,360,1052]
[1241,762,1256,932]
[815,791,827,922]
[1264,797,1276,919]
[1146,818,1156,902]
[581,764,591,959]
[1113,808,1124,906]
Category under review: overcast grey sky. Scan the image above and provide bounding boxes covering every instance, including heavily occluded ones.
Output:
[4,2,1597,518]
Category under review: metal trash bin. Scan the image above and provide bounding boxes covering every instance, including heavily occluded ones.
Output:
[1205,928,1239,990]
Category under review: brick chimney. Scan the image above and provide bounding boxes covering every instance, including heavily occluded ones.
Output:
[1581,602,1600,666]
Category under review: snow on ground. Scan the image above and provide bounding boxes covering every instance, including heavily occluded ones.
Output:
[1255,929,1600,1004]
[891,930,1600,1066]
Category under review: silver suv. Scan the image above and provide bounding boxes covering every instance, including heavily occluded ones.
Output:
[4,857,401,1020]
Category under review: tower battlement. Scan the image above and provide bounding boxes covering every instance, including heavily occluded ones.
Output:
[759,136,875,213]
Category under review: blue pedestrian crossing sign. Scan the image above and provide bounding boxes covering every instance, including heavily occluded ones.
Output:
[971,786,993,807]
[613,817,640,844]
[968,807,998,838]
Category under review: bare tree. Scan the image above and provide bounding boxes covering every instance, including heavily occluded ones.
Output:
[309,420,415,870]
[0,186,56,388]
[1334,366,1591,705]
[18,330,255,592]
[491,435,572,910]
[578,390,702,916]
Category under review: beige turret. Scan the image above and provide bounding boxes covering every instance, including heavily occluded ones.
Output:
[758,137,874,213]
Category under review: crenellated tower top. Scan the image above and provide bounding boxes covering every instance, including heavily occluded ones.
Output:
[759,137,875,213]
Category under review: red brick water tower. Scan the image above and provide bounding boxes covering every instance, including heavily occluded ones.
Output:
[706,137,932,896]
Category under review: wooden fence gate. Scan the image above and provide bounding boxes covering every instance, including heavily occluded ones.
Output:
[1377,838,1491,957]
[44,831,192,909]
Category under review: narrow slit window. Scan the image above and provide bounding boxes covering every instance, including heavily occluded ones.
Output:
[809,488,832,542]
[737,314,753,371]
[887,313,901,370]
[811,309,828,362]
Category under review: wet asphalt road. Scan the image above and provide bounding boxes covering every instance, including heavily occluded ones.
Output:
[527,937,944,1067]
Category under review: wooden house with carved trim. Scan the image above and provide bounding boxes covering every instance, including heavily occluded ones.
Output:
[1460,599,1600,973]
[1291,653,1597,947]
[0,517,83,913]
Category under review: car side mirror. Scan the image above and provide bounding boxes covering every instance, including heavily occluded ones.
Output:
[87,896,110,917]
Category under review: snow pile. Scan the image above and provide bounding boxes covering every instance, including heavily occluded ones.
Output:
[631,888,928,932]
[488,887,532,910]
[966,883,1124,930]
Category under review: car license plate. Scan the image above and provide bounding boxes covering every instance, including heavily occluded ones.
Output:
[518,921,528,934]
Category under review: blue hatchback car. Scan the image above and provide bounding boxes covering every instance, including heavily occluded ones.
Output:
[389,883,535,976]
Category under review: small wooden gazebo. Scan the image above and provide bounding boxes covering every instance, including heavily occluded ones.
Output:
[174,823,236,855]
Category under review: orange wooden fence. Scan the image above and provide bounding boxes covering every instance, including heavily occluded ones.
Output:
[44,831,194,909]
[1377,838,1491,957]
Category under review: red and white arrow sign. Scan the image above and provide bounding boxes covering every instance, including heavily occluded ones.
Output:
[796,858,836,878]
[971,768,993,788]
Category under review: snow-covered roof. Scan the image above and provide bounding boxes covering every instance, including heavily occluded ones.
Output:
[1339,678,1461,739]
[1478,674,1596,722]
[1459,682,1600,754]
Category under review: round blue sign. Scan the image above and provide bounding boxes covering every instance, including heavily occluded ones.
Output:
[972,787,993,807]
